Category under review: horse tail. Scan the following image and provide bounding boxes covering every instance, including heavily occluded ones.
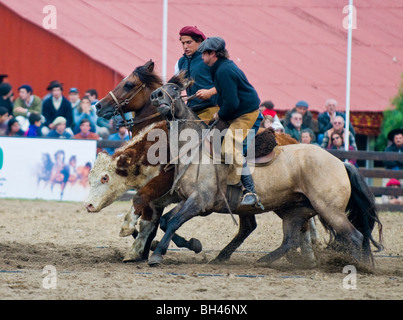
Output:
[344,162,384,259]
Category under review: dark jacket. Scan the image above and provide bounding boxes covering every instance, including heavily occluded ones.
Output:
[384,143,403,169]
[178,51,217,112]
[318,111,355,136]
[42,96,74,128]
[211,58,260,121]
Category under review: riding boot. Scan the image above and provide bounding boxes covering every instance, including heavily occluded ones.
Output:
[240,173,259,206]
[239,161,263,209]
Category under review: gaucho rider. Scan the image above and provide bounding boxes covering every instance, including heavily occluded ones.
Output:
[175,26,219,121]
[197,36,263,207]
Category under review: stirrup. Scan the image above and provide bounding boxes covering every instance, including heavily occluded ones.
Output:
[240,192,265,210]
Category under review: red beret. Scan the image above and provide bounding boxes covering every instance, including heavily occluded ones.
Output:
[179,26,206,41]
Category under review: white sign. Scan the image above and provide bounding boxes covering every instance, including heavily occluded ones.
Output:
[0,137,97,201]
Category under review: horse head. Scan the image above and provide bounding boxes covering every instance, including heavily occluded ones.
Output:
[150,72,193,121]
[95,60,163,126]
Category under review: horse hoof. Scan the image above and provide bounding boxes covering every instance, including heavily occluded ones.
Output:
[148,254,163,267]
[150,240,159,251]
[189,238,202,254]
[122,252,145,263]
[119,227,136,237]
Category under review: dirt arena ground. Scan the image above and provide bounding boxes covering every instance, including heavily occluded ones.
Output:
[0,199,401,300]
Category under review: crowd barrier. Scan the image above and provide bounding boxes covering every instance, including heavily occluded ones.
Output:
[1,137,402,211]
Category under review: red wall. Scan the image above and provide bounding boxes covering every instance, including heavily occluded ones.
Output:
[0,3,123,100]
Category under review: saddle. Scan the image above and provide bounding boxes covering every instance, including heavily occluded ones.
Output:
[204,120,279,166]
[203,121,279,212]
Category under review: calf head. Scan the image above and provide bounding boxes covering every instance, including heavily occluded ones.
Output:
[85,152,130,212]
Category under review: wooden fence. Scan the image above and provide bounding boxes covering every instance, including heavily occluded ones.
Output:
[99,140,403,212]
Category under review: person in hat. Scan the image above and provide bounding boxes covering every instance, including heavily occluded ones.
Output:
[382,178,403,204]
[284,100,315,131]
[384,127,403,170]
[47,116,72,139]
[13,84,42,119]
[0,82,14,116]
[174,26,219,121]
[42,80,74,133]
[68,87,81,109]
[198,36,263,207]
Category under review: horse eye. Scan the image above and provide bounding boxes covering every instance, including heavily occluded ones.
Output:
[124,82,135,90]
[101,174,109,184]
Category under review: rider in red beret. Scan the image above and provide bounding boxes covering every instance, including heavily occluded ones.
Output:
[175,26,219,122]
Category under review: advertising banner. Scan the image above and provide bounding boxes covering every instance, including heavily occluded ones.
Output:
[0,137,97,202]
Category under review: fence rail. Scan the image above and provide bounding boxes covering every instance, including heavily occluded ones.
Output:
[98,141,403,212]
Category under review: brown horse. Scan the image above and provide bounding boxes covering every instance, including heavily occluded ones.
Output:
[148,74,383,268]
[95,60,305,264]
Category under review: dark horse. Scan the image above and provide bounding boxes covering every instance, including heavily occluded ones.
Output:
[148,73,383,268]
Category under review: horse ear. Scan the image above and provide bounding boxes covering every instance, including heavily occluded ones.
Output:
[144,60,154,72]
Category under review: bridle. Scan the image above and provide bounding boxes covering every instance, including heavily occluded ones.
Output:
[108,82,161,133]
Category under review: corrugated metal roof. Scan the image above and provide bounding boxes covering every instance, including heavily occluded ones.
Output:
[1,0,402,113]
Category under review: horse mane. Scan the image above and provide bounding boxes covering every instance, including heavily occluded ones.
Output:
[166,71,194,89]
[133,65,163,87]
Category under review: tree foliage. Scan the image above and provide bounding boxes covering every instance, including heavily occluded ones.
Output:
[375,73,403,151]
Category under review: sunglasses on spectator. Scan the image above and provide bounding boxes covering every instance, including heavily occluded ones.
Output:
[332,136,341,141]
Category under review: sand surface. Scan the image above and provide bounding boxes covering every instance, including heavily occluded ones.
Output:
[0,199,401,300]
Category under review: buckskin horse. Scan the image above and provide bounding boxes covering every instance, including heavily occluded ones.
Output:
[94,60,306,264]
[148,73,383,268]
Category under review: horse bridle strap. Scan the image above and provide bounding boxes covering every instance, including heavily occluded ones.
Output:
[109,83,147,113]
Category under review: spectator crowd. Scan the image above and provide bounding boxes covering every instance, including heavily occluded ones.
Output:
[0,77,130,154]
[0,75,401,182]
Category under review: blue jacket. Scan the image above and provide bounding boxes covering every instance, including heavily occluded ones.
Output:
[178,51,217,112]
[211,58,260,121]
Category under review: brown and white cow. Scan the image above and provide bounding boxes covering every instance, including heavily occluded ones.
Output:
[85,122,176,262]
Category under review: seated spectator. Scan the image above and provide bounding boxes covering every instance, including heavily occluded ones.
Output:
[384,127,403,170]
[321,115,357,149]
[259,100,284,132]
[85,88,111,137]
[68,87,81,109]
[47,116,72,139]
[284,100,314,131]
[0,106,11,136]
[327,131,357,167]
[73,119,100,140]
[0,82,14,116]
[73,119,102,153]
[285,111,306,141]
[25,112,43,137]
[382,179,403,205]
[105,126,130,155]
[13,84,42,119]
[73,96,97,134]
[42,80,74,135]
[6,118,25,136]
[317,98,355,144]
[300,128,318,145]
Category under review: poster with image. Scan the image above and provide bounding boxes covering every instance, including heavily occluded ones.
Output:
[0,137,97,202]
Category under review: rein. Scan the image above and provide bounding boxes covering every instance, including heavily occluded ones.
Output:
[160,89,238,225]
